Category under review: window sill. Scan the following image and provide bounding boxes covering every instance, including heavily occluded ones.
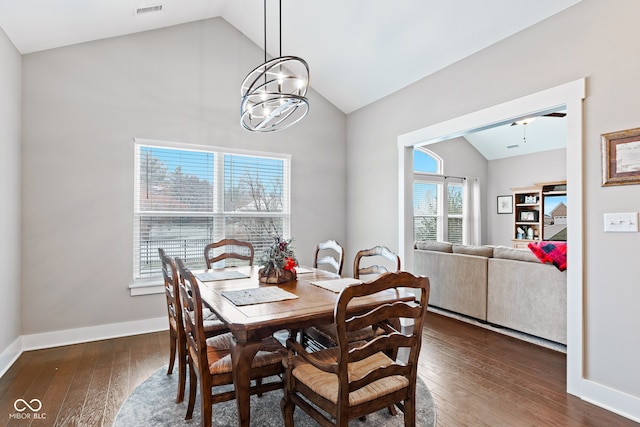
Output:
[129,278,164,296]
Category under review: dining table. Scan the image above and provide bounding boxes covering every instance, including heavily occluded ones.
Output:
[193,265,415,427]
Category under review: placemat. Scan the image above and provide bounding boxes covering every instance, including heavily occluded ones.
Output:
[221,287,299,306]
[195,270,250,282]
[309,277,362,293]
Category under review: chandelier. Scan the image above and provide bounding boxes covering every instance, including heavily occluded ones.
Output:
[240,0,310,132]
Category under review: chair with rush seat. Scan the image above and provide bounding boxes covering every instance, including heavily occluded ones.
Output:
[175,257,286,427]
[158,249,229,406]
[303,245,402,350]
[281,271,430,427]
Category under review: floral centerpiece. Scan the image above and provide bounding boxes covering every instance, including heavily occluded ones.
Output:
[259,236,298,284]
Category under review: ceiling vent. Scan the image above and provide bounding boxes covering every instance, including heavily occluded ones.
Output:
[135,4,163,15]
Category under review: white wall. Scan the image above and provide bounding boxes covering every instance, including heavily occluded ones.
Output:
[347,0,639,418]
[0,27,21,368]
[488,148,566,247]
[20,18,347,335]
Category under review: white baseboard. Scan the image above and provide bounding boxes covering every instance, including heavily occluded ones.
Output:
[0,317,167,379]
[582,379,640,423]
[20,316,168,351]
[0,336,23,378]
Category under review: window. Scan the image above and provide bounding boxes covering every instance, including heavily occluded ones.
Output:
[133,139,290,279]
[413,148,465,243]
[414,149,441,173]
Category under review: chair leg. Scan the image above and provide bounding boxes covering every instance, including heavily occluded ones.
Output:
[281,395,295,427]
[403,397,415,426]
[167,328,177,375]
[281,354,295,427]
[185,360,197,420]
[176,343,186,403]
[256,378,263,397]
[200,373,212,427]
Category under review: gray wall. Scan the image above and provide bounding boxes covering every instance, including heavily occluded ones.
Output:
[20,18,347,334]
[347,0,639,401]
[0,27,21,362]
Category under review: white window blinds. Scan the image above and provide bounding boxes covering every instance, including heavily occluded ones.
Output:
[413,174,465,244]
[134,140,290,279]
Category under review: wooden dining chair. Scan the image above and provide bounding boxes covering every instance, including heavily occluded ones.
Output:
[175,258,287,427]
[300,240,345,349]
[353,245,401,279]
[313,239,344,275]
[159,248,188,403]
[204,239,254,269]
[158,248,229,405]
[303,245,402,350]
[281,271,430,427]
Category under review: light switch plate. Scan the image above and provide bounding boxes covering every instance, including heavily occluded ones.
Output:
[603,212,639,232]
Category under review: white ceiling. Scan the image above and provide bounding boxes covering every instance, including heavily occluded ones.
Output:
[0,0,577,157]
[465,110,567,160]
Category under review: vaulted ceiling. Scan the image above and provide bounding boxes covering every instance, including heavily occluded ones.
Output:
[0,0,579,157]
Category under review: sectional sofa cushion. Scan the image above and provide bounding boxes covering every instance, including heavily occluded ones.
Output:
[415,241,454,252]
[452,244,494,258]
[492,246,541,263]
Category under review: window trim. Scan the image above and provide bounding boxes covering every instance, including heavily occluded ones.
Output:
[129,138,291,295]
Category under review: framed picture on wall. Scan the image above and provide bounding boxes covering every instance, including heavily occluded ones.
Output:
[602,127,640,186]
[497,195,512,214]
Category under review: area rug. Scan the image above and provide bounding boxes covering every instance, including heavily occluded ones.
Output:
[114,366,436,426]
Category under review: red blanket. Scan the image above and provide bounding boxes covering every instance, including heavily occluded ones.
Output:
[528,242,567,271]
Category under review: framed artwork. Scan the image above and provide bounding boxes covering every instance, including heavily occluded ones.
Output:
[602,127,640,186]
[519,210,539,222]
[497,195,512,214]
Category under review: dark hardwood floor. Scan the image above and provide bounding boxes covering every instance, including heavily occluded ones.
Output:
[0,312,636,426]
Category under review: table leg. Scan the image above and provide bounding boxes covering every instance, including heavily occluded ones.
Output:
[230,338,261,427]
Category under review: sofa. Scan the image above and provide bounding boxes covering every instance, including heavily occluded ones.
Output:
[414,241,567,345]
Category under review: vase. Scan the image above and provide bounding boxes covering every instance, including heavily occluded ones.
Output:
[258,267,297,284]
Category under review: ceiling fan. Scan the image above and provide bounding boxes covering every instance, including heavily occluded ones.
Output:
[510,111,566,126]
[510,111,566,143]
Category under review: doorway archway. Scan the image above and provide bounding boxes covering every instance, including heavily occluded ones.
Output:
[397,78,585,395]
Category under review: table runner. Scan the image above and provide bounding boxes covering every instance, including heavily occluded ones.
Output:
[195,270,250,282]
[221,287,299,306]
[309,277,362,293]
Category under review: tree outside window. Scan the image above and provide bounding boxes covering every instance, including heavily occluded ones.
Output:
[134,141,290,279]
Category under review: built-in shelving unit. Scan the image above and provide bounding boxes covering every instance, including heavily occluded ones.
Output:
[512,186,542,248]
[511,181,566,248]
